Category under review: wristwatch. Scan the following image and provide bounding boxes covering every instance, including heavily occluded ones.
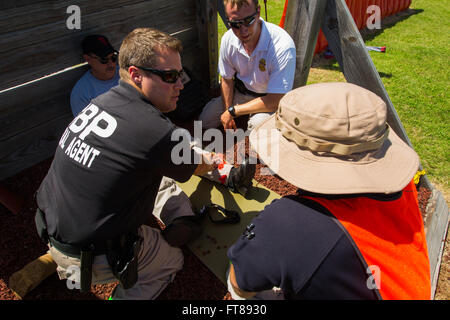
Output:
[227,105,237,118]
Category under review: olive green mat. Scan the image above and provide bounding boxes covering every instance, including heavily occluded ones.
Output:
[177,175,280,284]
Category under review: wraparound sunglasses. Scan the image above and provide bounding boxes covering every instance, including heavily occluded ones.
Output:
[90,52,118,64]
[135,66,184,83]
[227,11,259,29]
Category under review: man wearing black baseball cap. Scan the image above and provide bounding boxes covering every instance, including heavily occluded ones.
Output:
[70,35,120,116]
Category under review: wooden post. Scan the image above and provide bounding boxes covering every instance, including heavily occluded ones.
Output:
[321,1,406,145]
[196,0,219,92]
[217,0,230,30]
[284,0,327,88]
[320,0,432,189]
[426,189,450,299]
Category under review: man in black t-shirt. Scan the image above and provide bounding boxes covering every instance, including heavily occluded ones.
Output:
[36,28,250,299]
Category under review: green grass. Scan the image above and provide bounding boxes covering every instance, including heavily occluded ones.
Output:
[363,0,450,192]
[217,0,449,194]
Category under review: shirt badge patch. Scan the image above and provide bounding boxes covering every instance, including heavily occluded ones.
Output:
[259,58,266,72]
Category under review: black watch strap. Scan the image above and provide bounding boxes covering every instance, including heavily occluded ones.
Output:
[228,105,237,118]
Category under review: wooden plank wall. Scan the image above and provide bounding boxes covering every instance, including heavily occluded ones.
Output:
[0,0,212,180]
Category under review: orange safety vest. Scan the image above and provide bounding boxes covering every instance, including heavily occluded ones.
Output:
[304,180,431,300]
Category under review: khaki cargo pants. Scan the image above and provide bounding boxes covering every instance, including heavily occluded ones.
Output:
[49,225,183,300]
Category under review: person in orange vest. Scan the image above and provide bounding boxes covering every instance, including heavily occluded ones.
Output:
[227,82,431,300]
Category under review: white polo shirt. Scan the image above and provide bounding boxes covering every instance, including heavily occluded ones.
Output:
[218,18,296,94]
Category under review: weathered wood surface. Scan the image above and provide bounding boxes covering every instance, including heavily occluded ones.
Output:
[196,0,219,90]
[321,0,432,189]
[0,65,85,180]
[217,0,229,30]
[284,0,327,88]
[0,0,213,181]
[425,189,450,299]
[0,0,199,91]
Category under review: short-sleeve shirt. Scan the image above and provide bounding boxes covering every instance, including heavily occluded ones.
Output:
[227,196,379,299]
[218,19,296,94]
[70,67,120,117]
[37,80,197,247]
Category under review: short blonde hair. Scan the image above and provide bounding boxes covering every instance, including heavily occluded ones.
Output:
[224,0,259,11]
[118,28,182,80]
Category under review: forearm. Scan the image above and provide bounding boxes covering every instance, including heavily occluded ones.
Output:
[228,264,257,299]
[221,78,235,111]
[233,93,284,117]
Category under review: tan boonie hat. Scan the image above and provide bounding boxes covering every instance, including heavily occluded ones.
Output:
[249,82,419,194]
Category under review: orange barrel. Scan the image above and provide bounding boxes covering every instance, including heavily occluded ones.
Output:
[372,0,383,26]
[402,0,412,11]
[393,0,401,15]
[319,31,328,53]
[380,0,388,18]
[407,0,412,10]
[279,0,289,28]
[345,0,354,27]
[361,0,371,29]
[314,30,328,55]
[345,0,352,19]
[373,0,382,16]
[398,0,406,11]
[351,0,363,29]
[386,0,395,17]
[356,0,365,29]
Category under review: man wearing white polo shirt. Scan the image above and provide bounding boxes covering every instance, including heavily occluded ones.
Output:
[198,0,296,131]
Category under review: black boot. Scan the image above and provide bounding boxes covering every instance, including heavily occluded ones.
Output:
[227,158,256,196]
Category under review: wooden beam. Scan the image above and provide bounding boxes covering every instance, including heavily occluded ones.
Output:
[0,0,207,180]
[321,0,407,141]
[196,0,219,91]
[217,0,229,29]
[320,0,431,189]
[284,0,327,88]
[0,0,197,91]
[425,189,450,299]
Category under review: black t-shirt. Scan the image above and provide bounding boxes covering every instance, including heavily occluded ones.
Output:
[227,196,380,300]
[37,80,197,247]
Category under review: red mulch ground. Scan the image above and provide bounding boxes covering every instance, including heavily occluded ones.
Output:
[0,138,433,300]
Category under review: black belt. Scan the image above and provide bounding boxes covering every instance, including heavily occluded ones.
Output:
[48,235,107,258]
[35,208,139,292]
[35,208,106,258]
[234,76,267,98]
[35,208,103,293]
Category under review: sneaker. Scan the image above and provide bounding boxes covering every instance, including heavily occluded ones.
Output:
[227,158,256,196]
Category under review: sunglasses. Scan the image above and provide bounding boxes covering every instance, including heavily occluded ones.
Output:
[227,11,259,29]
[135,66,184,84]
[90,52,118,64]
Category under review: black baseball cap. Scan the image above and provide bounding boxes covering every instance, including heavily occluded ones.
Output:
[82,35,116,58]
